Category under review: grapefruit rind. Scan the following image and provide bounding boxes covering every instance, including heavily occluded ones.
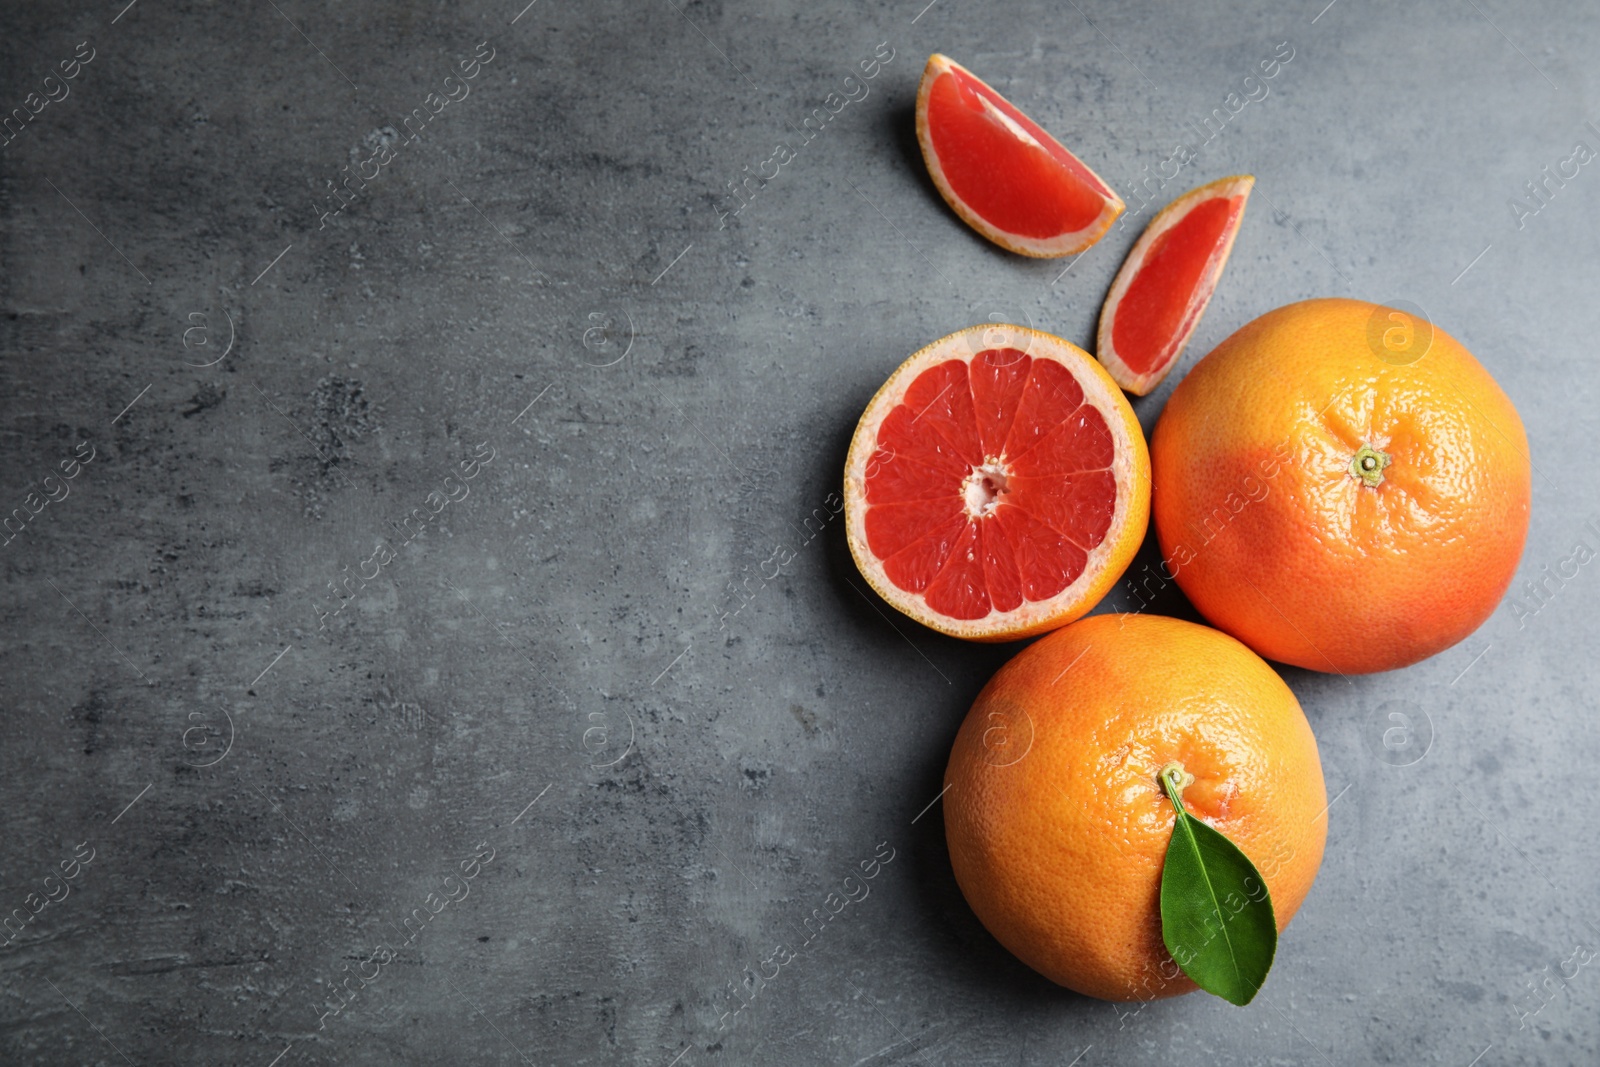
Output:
[1148,297,1532,674]
[844,323,1150,642]
[942,613,1328,1001]
[1096,175,1254,396]
[915,54,1126,259]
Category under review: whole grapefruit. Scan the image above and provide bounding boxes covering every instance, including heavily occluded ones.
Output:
[944,614,1327,1001]
[1151,298,1531,674]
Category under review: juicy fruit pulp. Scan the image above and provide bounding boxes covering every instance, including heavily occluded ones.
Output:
[1113,197,1244,373]
[863,351,1116,619]
[926,68,1110,239]
[1099,176,1253,395]
[916,55,1124,257]
[845,324,1149,642]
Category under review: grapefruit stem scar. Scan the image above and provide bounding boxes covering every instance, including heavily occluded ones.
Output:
[1349,445,1391,487]
[1159,763,1195,803]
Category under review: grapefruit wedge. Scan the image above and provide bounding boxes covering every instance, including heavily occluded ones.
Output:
[1097,175,1254,395]
[916,54,1125,258]
[844,325,1150,642]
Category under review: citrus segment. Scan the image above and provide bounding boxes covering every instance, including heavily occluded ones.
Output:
[968,348,1031,452]
[924,67,1108,238]
[845,325,1149,641]
[915,54,1125,258]
[1111,199,1239,371]
[1098,175,1254,395]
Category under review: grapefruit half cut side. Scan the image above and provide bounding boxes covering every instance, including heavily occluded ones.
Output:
[844,325,1150,642]
[915,54,1125,259]
[1096,175,1254,396]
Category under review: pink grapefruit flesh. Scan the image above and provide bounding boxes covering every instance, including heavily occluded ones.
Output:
[844,324,1149,641]
[915,54,1125,258]
[1097,175,1254,395]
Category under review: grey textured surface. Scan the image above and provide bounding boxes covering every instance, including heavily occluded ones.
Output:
[1,0,1596,1063]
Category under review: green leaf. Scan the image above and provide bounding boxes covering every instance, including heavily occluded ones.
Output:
[1158,766,1277,1006]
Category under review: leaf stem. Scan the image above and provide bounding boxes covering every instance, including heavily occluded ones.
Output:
[1160,763,1194,811]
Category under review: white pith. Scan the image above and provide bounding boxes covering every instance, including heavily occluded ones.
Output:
[980,96,1047,153]
[962,460,1011,519]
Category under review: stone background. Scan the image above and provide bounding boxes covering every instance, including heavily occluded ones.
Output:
[2,0,1597,1063]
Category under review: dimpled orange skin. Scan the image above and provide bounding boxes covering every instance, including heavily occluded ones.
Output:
[944,614,1326,1002]
[1151,298,1531,674]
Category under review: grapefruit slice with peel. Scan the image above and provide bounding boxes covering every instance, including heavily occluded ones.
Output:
[845,325,1150,641]
[1097,175,1255,395]
[916,54,1125,258]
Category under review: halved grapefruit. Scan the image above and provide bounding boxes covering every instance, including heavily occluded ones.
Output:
[915,54,1125,258]
[1097,175,1254,395]
[844,325,1149,642]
